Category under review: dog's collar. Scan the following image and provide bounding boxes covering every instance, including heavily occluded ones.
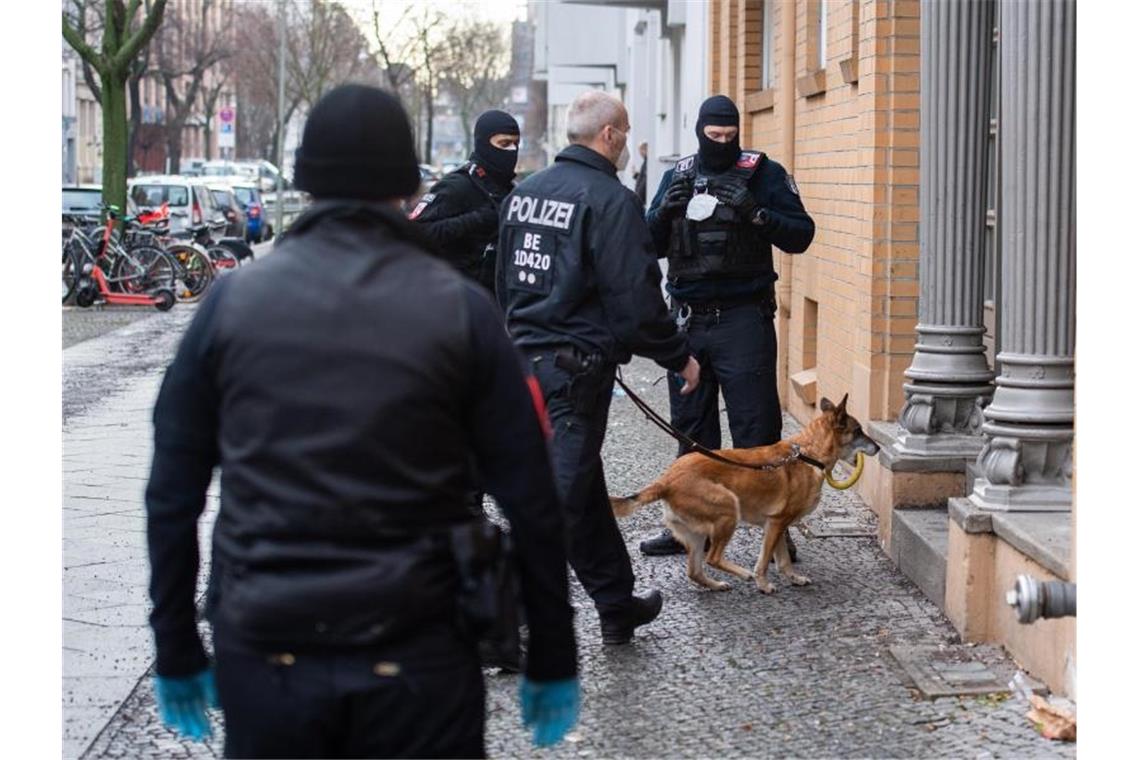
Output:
[789,443,828,472]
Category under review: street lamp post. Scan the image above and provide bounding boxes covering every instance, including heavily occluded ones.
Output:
[275,0,286,240]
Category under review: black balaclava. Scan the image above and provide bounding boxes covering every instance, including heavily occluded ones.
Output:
[293,84,420,199]
[695,95,741,173]
[471,110,520,183]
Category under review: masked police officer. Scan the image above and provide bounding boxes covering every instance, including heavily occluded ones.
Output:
[145,85,579,757]
[639,94,815,558]
[410,109,520,292]
[410,110,520,522]
[497,90,701,645]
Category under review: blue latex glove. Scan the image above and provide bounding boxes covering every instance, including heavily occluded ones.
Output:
[154,668,218,742]
[519,677,580,748]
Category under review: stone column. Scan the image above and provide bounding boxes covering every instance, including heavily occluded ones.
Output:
[970,0,1075,511]
[893,0,996,460]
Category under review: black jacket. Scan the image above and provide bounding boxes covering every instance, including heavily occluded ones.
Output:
[146,200,577,682]
[646,152,814,303]
[410,162,512,291]
[495,144,689,372]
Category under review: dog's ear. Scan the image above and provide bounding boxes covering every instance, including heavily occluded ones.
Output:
[820,397,834,412]
[837,393,849,414]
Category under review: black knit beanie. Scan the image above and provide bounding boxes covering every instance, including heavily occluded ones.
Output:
[293,85,420,200]
[471,109,520,183]
[695,95,742,172]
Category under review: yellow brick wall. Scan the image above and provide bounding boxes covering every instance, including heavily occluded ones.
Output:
[709,0,920,427]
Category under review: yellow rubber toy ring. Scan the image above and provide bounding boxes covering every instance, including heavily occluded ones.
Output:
[824,451,865,490]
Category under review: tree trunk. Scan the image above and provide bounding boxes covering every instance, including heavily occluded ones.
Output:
[461,111,472,156]
[204,117,213,160]
[127,72,144,178]
[102,72,130,212]
[166,119,184,175]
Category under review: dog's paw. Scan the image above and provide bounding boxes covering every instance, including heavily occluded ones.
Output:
[754,579,776,594]
[789,573,812,586]
[709,580,732,592]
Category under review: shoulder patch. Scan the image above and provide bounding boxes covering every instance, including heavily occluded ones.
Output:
[785,174,800,196]
[676,155,696,172]
[469,163,487,179]
[407,193,435,220]
[736,151,761,169]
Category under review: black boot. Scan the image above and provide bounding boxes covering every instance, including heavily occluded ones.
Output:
[600,590,664,645]
[639,529,687,556]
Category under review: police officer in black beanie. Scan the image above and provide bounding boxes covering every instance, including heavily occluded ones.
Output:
[145,84,579,757]
[410,109,521,292]
[640,94,816,557]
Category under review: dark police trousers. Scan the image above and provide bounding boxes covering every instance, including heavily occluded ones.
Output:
[529,350,635,618]
[212,621,485,759]
[667,301,783,452]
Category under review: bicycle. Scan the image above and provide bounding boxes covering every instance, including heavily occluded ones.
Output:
[128,204,215,302]
[61,205,176,310]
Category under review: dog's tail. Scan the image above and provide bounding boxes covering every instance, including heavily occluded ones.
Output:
[609,482,666,518]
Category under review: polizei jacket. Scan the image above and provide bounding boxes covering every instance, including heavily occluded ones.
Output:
[145,200,577,683]
[495,144,689,372]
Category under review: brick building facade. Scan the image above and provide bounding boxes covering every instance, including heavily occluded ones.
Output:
[709,0,920,428]
[710,0,1076,699]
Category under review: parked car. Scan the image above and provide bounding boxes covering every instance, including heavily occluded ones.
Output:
[62,185,140,239]
[179,157,207,177]
[62,184,104,226]
[228,181,270,243]
[128,175,228,235]
[208,183,248,240]
[203,159,288,193]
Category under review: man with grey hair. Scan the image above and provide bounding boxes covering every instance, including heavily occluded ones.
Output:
[496,90,701,646]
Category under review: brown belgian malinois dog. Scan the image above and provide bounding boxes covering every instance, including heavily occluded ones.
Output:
[611,394,879,593]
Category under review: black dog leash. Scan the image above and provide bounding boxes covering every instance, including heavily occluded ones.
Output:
[612,367,829,473]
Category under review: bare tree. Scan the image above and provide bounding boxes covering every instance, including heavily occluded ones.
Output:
[198,66,230,161]
[63,0,168,210]
[412,9,447,164]
[154,0,232,172]
[286,1,376,112]
[228,1,377,162]
[369,2,447,163]
[439,19,510,155]
[370,3,417,95]
[231,2,292,160]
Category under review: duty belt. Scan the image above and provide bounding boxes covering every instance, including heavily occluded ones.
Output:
[678,288,777,315]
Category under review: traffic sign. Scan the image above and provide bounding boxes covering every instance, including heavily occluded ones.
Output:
[217,106,236,149]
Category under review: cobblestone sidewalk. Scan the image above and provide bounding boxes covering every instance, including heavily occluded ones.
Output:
[67,339,1076,758]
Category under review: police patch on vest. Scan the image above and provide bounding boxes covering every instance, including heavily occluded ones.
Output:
[786,174,800,196]
[736,152,761,169]
[507,228,554,295]
[504,195,576,231]
[676,155,695,172]
[408,194,435,220]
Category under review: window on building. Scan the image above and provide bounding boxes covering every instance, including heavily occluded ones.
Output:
[818,0,828,70]
[761,0,772,89]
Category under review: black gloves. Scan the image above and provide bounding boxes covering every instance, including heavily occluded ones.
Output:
[660,178,693,219]
[468,204,500,235]
[712,183,758,222]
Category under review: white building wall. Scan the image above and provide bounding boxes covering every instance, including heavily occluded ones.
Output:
[62,50,79,184]
[530,0,708,201]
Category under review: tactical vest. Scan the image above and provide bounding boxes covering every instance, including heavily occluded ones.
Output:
[666,151,774,284]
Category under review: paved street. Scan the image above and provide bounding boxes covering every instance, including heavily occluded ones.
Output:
[63,268,1075,758]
